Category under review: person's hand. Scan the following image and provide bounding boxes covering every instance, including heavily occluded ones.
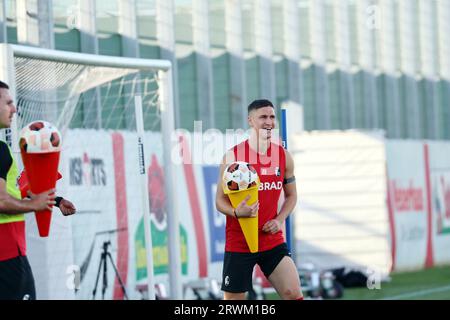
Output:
[235,195,259,218]
[59,199,76,216]
[262,218,282,234]
[27,189,56,211]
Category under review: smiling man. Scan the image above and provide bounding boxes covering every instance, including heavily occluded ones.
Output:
[215,99,303,300]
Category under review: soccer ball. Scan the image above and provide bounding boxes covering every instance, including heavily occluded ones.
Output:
[19,120,62,153]
[223,161,259,192]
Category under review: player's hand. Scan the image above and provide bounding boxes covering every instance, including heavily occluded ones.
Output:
[59,199,76,216]
[236,195,259,218]
[262,219,282,234]
[28,189,56,211]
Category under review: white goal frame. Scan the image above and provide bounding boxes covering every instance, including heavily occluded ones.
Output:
[0,43,182,300]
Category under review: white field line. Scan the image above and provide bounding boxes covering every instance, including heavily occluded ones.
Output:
[380,284,450,300]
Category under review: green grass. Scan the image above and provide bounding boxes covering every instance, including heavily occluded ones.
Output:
[341,265,450,300]
[265,266,450,300]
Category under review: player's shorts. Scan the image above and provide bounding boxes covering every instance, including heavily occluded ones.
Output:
[221,243,291,293]
[0,255,36,300]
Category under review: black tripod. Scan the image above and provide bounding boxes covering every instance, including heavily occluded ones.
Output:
[92,241,128,300]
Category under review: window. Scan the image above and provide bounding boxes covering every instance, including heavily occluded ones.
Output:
[137,0,159,59]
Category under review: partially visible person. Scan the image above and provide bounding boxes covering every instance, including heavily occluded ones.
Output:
[0,80,76,300]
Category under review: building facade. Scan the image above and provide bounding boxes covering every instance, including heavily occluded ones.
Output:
[1,0,449,139]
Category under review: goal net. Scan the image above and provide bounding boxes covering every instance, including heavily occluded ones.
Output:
[0,44,181,300]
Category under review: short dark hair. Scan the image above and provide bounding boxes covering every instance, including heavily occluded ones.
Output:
[247,99,274,114]
[0,81,9,90]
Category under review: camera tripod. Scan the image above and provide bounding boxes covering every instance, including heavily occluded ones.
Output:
[92,240,128,300]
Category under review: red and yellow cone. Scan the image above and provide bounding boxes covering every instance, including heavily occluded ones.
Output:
[224,182,259,253]
[20,151,60,237]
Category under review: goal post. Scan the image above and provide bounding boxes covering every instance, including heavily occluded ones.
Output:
[0,43,182,300]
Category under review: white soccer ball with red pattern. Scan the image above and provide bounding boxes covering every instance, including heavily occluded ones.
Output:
[19,120,62,153]
[223,161,258,192]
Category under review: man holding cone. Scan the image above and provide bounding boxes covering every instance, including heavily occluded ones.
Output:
[216,99,303,300]
[0,81,76,300]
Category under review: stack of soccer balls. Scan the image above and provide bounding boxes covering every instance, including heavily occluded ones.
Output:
[223,161,259,193]
[222,161,260,252]
[18,120,62,238]
[19,120,62,154]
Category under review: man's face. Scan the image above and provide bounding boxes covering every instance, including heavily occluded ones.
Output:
[0,88,16,129]
[248,106,276,141]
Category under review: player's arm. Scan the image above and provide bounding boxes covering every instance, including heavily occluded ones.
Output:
[0,179,55,214]
[21,193,74,215]
[20,193,74,216]
[215,151,237,218]
[0,142,56,214]
[57,197,76,216]
[215,151,258,218]
[21,171,75,216]
[262,149,297,234]
[277,149,297,223]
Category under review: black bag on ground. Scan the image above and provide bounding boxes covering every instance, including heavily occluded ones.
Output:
[330,267,368,288]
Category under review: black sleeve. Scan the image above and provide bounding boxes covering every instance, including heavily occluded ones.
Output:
[0,141,12,180]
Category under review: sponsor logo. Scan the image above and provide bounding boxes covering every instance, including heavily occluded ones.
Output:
[261,167,281,176]
[259,181,283,191]
[390,180,424,212]
[70,152,106,186]
[224,276,230,287]
[275,167,280,177]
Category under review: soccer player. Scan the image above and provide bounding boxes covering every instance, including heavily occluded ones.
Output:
[0,80,76,300]
[215,99,303,300]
